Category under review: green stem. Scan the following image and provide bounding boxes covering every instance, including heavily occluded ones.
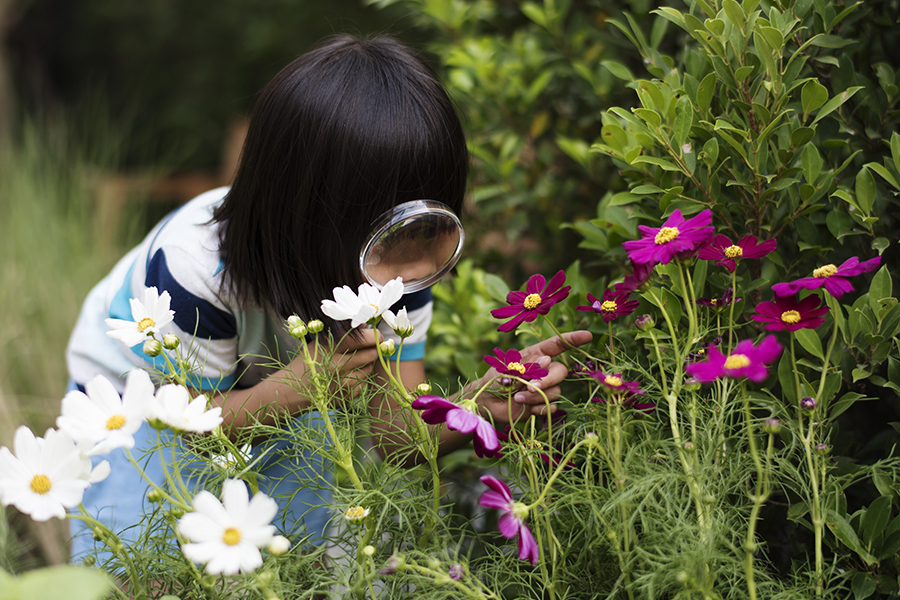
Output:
[741,383,771,600]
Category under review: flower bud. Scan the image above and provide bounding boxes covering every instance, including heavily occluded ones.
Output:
[449,563,465,580]
[683,441,696,452]
[815,443,829,455]
[169,508,184,519]
[287,315,303,329]
[143,339,163,357]
[675,571,689,585]
[289,324,308,339]
[635,314,655,330]
[379,339,396,357]
[162,333,180,350]
[267,535,291,556]
[416,382,432,396]
[147,488,165,503]
[683,377,701,392]
[362,545,376,557]
[427,557,441,570]
[307,319,325,334]
[800,397,817,411]
[257,570,276,586]
[379,554,405,575]
[499,377,514,388]
[764,418,781,434]
[82,555,96,567]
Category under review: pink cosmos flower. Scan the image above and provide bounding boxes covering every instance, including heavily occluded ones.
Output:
[576,289,639,323]
[622,209,715,265]
[771,256,881,299]
[411,396,499,457]
[614,261,654,294]
[685,336,783,383]
[587,371,653,411]
[484,348,549,380]
[696,287,740,309]
[699,234,777,273]
[478,475,539,565]
[752,295,829,332]
[491,271,571,333]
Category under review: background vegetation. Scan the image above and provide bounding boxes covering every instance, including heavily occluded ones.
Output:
[1,0,899,596]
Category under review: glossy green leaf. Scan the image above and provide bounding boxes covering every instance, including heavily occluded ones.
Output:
[602,60,635,81]
[723,0,746,29]
[794,328,824,361]
[802,144,823,184]
[868,265,892,315]
[831,391,863,420]
[812,86,863,125]
[851,572,877,600]
[892,131,900,175]
[855,167,877,214]
[483,274,510,302]
[865,162,899,191]
[778,353,797,405]
[631,156,683,172]
[633,108,662,128]
[861,495,892,545]
[801,79,829,117]
[758,26,785,51]
[791,127,815,148]
[673,96,694,145]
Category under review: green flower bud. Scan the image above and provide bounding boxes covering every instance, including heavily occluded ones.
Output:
[307,319,325,333]
[764,418,781,434]
[143,339,163,357]
[162,333,180,350]
[635,314,655,330]
[379,339,396,357]
[416,382,432,395]
[82,555,96,567]
[362,545,376,557]
[257,570,276,586]
[147,488,165,503]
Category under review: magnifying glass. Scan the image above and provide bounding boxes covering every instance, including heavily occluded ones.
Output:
[360,200,465,293]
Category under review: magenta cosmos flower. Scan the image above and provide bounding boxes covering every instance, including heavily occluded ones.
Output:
[587,371,654,411]
[614,261,654,294]
[771,256,881,299]
[697,287,740,310]
[484,348,549,380]
[622,209,715,265]
[752,294,829,332]
[411,396,499,457]
[491,271,571,333]
[699,234,776,273]
[478,475,539,565]
[576,289,639,323]
[685,336,783,383]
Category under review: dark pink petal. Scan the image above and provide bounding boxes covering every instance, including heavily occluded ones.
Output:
[685,346,728,382]
[491,303,526,319]
[473,418,500,453]
[771,278,823,297]
[542,271,568,296]
[699,234,732,260]
[496,311,531,333]
[517,523,540,565]
[479,490,512,511]
[752,335,783,364]
[498,513,521,539]
[445,408,480,434]
[740,235,777,259]
[822,277,856,298]
[525,273,547,295]
[480,475,512,501]
[661,209,686,228]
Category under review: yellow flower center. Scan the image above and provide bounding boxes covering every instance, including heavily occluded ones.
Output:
[601,300,618,313]
[724,354,751,369]
[221,527,242,546]
[369,303,379,311]
[654,227,680,245]
[710,299,718,306]
[511,501,530,520]
[523,293,542,310]
[604,375,624,387]
[506,362,526,374]
[724,245,743,259]
[105,414,127,430]
[136,317,156,332]
[813,264,837,278]
[781,310,801,324]
[30,474,52,495]
[525,440,544,450]
[345,506,368,521]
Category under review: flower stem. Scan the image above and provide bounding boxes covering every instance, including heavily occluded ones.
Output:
[741,382,772,600]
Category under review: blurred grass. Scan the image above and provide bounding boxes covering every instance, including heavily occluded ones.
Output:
[0,112,145,568]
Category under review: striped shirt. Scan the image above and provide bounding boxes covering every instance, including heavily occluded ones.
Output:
[66,187,432,393]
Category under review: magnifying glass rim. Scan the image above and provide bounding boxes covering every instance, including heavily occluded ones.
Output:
[360,199,465,293]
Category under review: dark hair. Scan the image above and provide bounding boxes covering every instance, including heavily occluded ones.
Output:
[213,35,468,335]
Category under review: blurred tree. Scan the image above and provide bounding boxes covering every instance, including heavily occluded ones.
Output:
[6,0,428,169]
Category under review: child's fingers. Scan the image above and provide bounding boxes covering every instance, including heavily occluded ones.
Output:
[521,330,592,361]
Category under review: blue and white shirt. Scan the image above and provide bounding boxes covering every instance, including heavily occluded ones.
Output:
[66,187,432,393]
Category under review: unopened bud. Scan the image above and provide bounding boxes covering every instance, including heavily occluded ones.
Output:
[162,333,180,350]
[267,535,291,556]
[815,443,829,454]
[499,377,514,388]
[684,377,701,392]
[143,339,163,357]
[800,397,817,411]
[379,554,405,575]
[307,319,324,334]
[683,441,696,452]
[635,314,655,330]
[427,557,441,570]
[287,315,303,329]
[257,570,276,586]
[416,382,432,395]
[362,545,375,557]
[449,563,465,580]
[675,571,689,585]
[289,324,308,338]
[147,488,165,503]
[764,418,781,434]
[82,555,96,567]
[379,339,396,356]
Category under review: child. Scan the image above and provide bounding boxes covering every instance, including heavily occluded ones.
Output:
[66,34,590,559]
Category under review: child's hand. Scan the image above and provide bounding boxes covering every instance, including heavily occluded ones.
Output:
[286,329,380,401]
[479,330,593,422]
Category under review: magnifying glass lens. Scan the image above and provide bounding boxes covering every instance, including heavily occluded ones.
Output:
[361,201,464,293]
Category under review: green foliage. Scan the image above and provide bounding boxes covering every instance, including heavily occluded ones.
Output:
[0,565,112,600]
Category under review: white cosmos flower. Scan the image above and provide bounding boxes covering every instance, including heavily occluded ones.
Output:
[320,277,405,328]
[149,384,223,434]
[57,370,154,456]
[0,426,90,521]
[382,307,414,338]
[210,443,253,473]
[105,286,175,347]
[178,478,278,575]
